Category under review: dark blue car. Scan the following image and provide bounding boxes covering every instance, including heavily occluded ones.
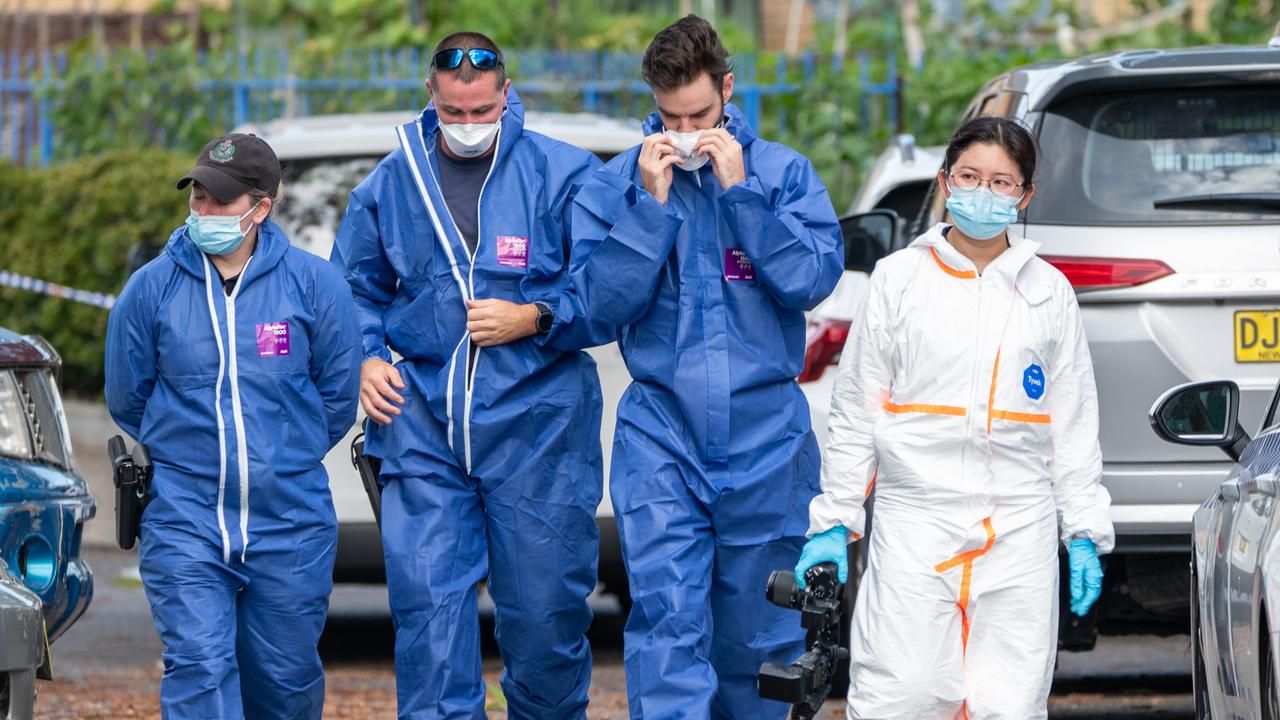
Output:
[0,328,95,717]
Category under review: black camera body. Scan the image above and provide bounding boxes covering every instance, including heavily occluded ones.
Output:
[758,562,848,720]
[108,435,153,551]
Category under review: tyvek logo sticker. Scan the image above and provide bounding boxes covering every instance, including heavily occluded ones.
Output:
[1023,363,1045,400]
[256,321,290,357]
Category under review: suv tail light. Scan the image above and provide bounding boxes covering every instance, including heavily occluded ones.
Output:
[1041,255,1174,290]
[799,318,851,383]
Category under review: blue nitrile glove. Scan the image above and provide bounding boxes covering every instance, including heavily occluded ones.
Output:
[795,527,849,590]
[1068,537,1103,616]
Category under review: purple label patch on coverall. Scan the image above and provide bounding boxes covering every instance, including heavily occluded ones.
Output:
[256,321,290,357]
[724,248,756,282]
[497,236,529,269]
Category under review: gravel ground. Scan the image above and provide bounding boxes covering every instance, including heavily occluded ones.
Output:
[34,548,1192,719]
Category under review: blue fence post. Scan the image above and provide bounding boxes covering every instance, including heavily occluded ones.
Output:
[4,50,17,163]
[38,50,53,164]
[888,54,899,131]
[584,51,599,114]
[774,53,788,136]
[234,48,249,128]
[858,51,870,129]
[23,53,36,165]
[741,52,760,130]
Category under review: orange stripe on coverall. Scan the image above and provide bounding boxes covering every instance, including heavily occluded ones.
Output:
[990,409,1052,425]
[882,402,967,417]
[986,349,1053,430]
[849,470,879,542]
[931,518,996,720]
[930,247,978,279]
[986,349,1002,434]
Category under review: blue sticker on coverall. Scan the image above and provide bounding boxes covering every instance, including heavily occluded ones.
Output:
[1023,364,1046,400]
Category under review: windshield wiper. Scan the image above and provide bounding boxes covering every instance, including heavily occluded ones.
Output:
[1153,193,1280,213]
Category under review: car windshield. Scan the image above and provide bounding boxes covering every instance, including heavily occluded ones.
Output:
[1029,85,1280,226]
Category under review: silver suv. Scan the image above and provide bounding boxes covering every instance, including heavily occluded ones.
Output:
[843,42,1280,641]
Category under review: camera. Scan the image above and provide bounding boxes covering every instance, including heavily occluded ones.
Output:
[758,562,848,720]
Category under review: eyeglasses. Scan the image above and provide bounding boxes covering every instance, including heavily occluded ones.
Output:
[432,48,503,71]
[947,171,1025,197]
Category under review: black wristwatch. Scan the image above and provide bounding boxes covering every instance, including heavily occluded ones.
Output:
[534,302,554,335]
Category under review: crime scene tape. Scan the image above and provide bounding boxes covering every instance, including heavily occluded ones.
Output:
[0,270,117,310]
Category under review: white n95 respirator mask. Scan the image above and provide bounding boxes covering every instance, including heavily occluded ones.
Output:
[440,121,500,158]
[665,129,710,172]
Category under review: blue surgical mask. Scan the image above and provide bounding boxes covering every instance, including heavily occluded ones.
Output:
[945,185,1020,241]
[185,202,261,256]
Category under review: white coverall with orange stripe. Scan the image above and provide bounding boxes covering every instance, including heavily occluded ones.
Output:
[808,223,1115,720]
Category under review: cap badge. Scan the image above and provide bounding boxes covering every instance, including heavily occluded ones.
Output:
[209,139,236,163]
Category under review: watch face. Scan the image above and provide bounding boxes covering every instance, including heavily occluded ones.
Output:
[537,306,554,333]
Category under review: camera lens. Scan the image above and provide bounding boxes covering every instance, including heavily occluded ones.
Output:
[766,570,799,608]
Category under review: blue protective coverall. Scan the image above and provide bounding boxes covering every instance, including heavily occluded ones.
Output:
[105,220,362,720]
[330,88,605,720]
[544,103,844,719]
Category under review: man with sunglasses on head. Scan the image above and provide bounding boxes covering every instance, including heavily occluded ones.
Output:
[331,31,605,720]
[519,14,843,719]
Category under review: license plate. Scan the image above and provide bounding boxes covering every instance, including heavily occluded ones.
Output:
[1235,310,1280,362]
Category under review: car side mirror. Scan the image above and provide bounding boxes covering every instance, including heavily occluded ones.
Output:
[839,209,897,274]
[1149,380,1250,461]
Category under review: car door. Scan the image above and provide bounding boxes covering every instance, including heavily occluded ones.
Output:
[1231,455,1279,716]
[1230,384,1280,716]
[1207,456,1248,717]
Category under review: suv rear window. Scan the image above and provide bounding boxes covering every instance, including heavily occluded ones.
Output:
[1029,85,1280,226]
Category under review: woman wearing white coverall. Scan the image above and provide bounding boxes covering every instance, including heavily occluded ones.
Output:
[796,116,1114,719]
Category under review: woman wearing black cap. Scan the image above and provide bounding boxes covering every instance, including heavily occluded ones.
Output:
[104,133,362,719]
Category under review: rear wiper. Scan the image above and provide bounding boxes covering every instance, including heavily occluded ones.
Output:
[1153,193,1280,213]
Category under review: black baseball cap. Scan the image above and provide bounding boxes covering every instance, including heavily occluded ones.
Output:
[177,133,281,203]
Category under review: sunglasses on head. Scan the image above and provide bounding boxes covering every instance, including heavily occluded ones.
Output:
[432,48,503,71]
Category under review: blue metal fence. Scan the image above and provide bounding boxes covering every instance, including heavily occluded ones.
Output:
[0,46,900,165]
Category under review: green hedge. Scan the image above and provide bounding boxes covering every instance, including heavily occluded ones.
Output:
[0,148,191,396]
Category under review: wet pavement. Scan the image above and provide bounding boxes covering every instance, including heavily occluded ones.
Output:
[30,546,1194,719]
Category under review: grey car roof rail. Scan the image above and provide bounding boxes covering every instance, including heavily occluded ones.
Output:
[1028,53,1280,111]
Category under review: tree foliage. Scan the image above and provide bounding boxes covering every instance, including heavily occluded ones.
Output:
[0,149,191,394]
